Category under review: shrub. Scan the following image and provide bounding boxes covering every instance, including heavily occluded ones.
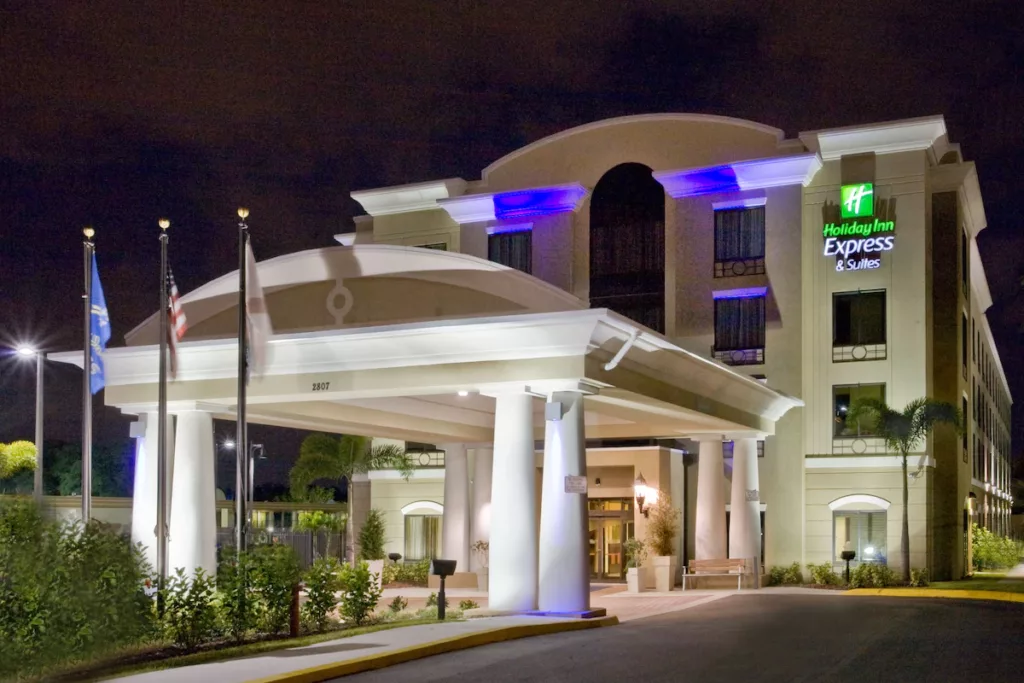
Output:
[623,537,648,569]
[647,497,680,557]
[217,551,258,642]
[338,561,382,625]
[162,567,219,651]
[388,595,408,613]
[303,557,342,632]
[766,562,804,585]
[972,524,1020,570]
[250,543,302,635]
[381,561,398,585]
[0,501,155,679]
[425,591,449,608]
[809,562,841,586]
[0,440,37,478]
[383,558,430,586]
[909,568,929,587]
[416,605,463,620]
[849,563,897,588]
[459,599,479,610]
[357,509,387,561]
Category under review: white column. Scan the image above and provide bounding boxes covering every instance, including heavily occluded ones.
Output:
[131,412,174,573]
[168,410,216,578]
[695,437,727,560]
[441,443,469,572]
[470,447,493,572]
[489,393,537,611]
[538,391,590,613]
[728,438,762,567]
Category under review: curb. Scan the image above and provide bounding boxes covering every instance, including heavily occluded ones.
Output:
[245,616,619,683]
[846,588,1024,604]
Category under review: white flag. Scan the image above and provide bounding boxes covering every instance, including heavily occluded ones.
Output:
[245,241,273,379]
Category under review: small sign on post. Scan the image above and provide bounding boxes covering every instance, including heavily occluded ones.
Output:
[564,475,588,494]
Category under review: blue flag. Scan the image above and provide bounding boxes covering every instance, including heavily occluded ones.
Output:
[89,253,111,394]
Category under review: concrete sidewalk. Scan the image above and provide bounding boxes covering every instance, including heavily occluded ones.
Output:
[114,616,615,683]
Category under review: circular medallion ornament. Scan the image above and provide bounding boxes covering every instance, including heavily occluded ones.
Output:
[852,439,867,454]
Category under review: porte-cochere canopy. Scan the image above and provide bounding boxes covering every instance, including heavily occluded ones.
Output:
[53,244,801,442]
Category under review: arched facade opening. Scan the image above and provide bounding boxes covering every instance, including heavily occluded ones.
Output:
[589,163,665,332]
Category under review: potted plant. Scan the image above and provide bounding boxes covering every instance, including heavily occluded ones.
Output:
[623,537,649,593]
[648,496,681,592]
[472,540,489,592]
[357,508,387,590]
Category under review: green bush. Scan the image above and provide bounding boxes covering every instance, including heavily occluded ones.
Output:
[909,568,929,587]
[357,509,387,561]
[849,563,897,588]
[425,591,449,608]
[250,543,302,635]
[0,501,155,679]
[415,605,463,620]
[302,557,342,632]
[388,595,409,613]
[647,497,681,557]
[217,552,258,642]
[162,568,219,651]
[383,558,430,586]
[972,524,1020,570]
[338,560,382,625]
[809,562,841,586]
[459,599,479,610]
[766,562,804,586]
[623,537,648,569]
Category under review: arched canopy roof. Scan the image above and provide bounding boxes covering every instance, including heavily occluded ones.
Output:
[126,244,585,345]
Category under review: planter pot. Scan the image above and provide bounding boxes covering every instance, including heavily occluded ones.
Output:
[653,556,677,592]
[626,567,644,593]
[476,570,489,592]
[366,559,385,591]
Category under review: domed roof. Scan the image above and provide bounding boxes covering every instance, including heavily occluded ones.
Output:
[125,244,585,346]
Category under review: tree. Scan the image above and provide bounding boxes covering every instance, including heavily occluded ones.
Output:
[847,397,962,583]
[289,434,412,563]
[357,509,387,561]
[0,441,36,479]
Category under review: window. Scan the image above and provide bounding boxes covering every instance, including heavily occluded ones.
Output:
[834,510,887,565]
[488,229,532,274]
[961,227,969,294]
[961,313,968,372]
[972,318,977,363]
[714,294,766,365]
[833,384,885,437]
[714,206,766,277]
[833,290,886,350]
[962,396,969,461]
[403,515,441,561]
[722,440,766,458]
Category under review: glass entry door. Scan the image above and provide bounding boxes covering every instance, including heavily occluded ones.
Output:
[588,498,634,580]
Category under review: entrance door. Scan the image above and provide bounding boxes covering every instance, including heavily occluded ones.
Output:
[588,498,635,580]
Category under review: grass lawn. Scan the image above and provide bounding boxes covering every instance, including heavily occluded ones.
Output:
[41,616,451,682]
[930,571,1024,594]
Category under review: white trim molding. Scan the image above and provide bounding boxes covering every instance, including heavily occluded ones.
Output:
[725,503,767,512]
[801,115,947,161]
[401,500,444,515]
[805,455,936,470]
[369,469,445,481]
[828,494,891,511]
[712,197,767,210]
[351,178,467,216]
[653,153,822,198]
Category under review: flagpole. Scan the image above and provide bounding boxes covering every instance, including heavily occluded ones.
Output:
[157,218,170,599]
[81,226,95,523]
[236,207,249,554]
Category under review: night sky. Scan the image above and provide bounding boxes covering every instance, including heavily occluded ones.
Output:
[2,1,1023,489]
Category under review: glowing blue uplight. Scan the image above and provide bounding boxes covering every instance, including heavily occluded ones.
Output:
[654,164,741,197]
[712,286,768,300]
[493,185,587,219]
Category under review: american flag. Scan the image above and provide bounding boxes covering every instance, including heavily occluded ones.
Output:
[167,267,187,378]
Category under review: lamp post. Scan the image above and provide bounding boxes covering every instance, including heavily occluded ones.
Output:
[248,443,265,511]
[16,345,44,503]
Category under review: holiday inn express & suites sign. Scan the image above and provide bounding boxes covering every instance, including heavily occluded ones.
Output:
[823,182,895,272]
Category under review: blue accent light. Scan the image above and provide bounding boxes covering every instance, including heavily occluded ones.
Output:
[488,222,533,235]
[493,185,587,219]
[712,286,768,300]
[659,165,740,197]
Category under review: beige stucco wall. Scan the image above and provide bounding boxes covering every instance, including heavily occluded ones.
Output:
[369,476,445,558]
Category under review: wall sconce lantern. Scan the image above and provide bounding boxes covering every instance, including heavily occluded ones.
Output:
[634,472,649,518]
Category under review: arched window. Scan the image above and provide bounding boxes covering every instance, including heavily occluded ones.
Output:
[589,163,665,332]
[830,495,889,565]
[401,501,442,561]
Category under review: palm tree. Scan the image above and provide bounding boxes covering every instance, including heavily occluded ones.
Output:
[847,397,962,582]
[290,433,413,563]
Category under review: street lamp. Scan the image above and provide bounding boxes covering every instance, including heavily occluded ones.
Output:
[15,345,44,503]
[248,443,265,510]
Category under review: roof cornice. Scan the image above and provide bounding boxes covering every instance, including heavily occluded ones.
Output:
[800,116,947,161]
[351,178,467,216]
[438,183,589,223]
[652,153,822,198]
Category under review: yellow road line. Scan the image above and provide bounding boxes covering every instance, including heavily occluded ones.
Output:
[246,616,619,683]
[845,588,1024,603]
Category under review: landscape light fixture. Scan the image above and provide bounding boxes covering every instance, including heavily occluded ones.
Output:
[634,472,650,518]
[841,542,857,584]
[457,390,469,397]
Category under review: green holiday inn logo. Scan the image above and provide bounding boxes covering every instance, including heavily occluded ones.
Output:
[841,182,874,218]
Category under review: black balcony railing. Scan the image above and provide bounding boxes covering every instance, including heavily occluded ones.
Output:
[712,347,765,366]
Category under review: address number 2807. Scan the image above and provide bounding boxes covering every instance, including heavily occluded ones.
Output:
[311,381,331,391]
